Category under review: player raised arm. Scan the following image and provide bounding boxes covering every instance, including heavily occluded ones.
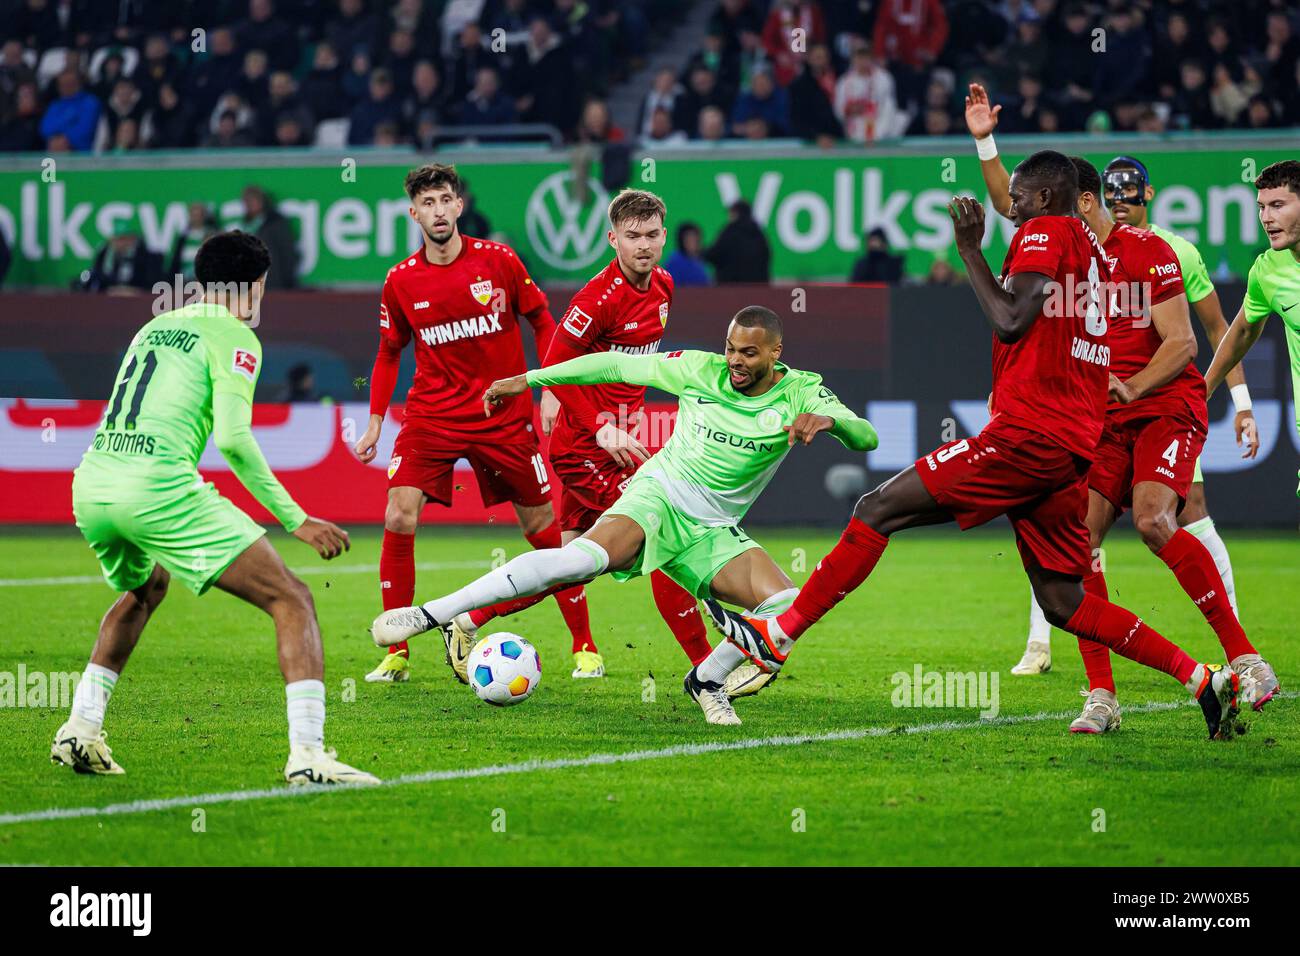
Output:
[964,83,1012,219]
[209,338,349,560]
[355,280,411,465]
[949,196,1049,342]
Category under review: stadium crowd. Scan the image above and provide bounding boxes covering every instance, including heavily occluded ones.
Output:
[1,0,1297,155]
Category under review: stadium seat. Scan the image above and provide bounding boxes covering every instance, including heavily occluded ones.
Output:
[313,118,351,149]
[88,45,141,84]
[35,47,71,87]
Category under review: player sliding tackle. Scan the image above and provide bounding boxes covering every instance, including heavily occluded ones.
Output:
[963,87,1278,728]
[440,188,746,691]
[701,151,1245,739]
[54,231,376,785]
[372,307,879,724]
[967,85,1258,681]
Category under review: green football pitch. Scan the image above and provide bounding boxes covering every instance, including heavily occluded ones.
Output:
[0,526,1295,866]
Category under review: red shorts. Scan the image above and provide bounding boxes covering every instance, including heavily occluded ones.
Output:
[549,451,635,533]
[387,419,551,508]
[1088,412,1206,512]
[916,421,1093,576]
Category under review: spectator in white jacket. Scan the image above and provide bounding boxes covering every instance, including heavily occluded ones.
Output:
[834,47,904,142]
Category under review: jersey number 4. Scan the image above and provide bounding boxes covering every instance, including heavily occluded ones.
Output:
[105,350,159,431]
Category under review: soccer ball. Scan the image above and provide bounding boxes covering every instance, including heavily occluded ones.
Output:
[466,633,541,706]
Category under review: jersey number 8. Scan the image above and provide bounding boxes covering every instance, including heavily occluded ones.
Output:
[1084,257,1107,337]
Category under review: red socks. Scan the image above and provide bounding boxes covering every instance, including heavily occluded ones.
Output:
[469,593,543,628]
[777,517,889,640]
[1065,593,1196,685]
[380,529,416,658]
[1075,570,1115,693]
[1157,529,1255,660]
[650,570,711,664]
[1071,529,1255,692]
[524,523,595,654]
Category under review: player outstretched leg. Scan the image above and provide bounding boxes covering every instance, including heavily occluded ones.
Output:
[367,487,423,684]
[51,565,171,775]
[695,463,933,684]
[1030,568,1242,740]
[513,506,603,678]
[701,464,1243,739]
[698,512,887,681]
[1012,590,1053,675]
[433,505,602,681]
[373,516,644,647]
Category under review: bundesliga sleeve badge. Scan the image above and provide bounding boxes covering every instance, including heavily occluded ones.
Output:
[563,306,594,338]
[232,348,258,381]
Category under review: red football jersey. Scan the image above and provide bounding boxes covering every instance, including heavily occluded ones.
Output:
[547,259,674,458]
[993,215,1113,460]
[377,236,549,442]
[1101,223,1206,426]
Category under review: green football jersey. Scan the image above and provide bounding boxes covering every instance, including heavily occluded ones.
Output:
[1149,222,1214,304]
[1243,247,1300,436]
[527,349,878,525]
[76,302,265,494]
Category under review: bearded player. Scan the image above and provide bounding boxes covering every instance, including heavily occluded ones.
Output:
[1204,159,1300,497]
[966,145,1278,728]
[354,163,591,684]
[699,151,1243,740]
[963,85,1258,678]
[437,189,770,694]
[371,306,880,725]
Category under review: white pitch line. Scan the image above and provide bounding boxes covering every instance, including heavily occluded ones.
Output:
[3,694,1271,828]
[0,560,490,588]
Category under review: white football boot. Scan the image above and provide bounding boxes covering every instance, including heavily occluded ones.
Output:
[683,667,742,725]
[283,745,381,786]
[443,613,478,684]
[1069,688,1121,734]
[1011,640,1052,675]
[372,604,441,645]
[724,663,777,699]
[51,719,125,775]
[1230,654,1279,712]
